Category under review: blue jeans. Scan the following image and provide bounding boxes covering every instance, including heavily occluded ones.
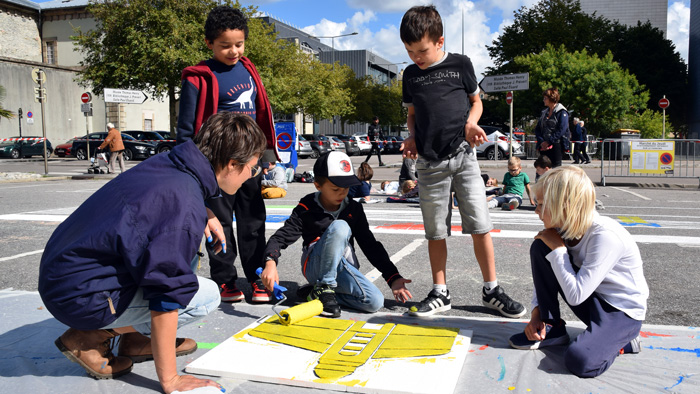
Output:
[489,193,523,208]
[101,276,221,335]
[303,220,384,313]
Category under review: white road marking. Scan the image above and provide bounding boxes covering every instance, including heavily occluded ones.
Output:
[610,186,651,201]
[0,249,44,263]
[364,238,425,283]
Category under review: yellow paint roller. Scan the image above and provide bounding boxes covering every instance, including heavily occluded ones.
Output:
[276,299,323,326]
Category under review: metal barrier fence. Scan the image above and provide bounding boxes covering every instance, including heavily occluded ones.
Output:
[600,139,700,186]
[524,135,599,160]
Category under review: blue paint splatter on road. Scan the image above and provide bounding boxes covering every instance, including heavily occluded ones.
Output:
[648,345,700,357]
[664,375,685,390]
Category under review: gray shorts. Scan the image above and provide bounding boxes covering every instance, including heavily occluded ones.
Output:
[416,142,493,240]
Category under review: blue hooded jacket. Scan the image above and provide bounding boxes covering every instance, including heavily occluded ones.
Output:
[39,141,219,330]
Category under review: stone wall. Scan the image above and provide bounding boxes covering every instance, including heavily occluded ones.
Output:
[0,4,41,62]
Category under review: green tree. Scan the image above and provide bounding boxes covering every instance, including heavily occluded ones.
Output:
[0,85,13,120]
[514,45,648,137]
[73,0,338,131]
[486,0,687,133]
[614,110,672,139]
[342,77,406,131]
[488,0,611,70]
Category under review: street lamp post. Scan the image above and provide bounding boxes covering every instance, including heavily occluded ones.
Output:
[309,32,358,69]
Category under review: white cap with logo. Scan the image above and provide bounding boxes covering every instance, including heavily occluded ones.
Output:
[313,151,362,188]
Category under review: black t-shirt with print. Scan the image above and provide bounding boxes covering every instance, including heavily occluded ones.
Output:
[402,52,479,160]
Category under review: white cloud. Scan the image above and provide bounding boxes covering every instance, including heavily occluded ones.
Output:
[302,0,500,77]
[346,0,431,13]
[667,1,690,62]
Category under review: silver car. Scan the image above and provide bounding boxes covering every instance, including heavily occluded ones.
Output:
[330,137,347,154]
[297,135,313,158]
[476,126,525,160]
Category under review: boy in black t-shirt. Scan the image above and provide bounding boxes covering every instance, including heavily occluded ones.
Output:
[400,5,525,318]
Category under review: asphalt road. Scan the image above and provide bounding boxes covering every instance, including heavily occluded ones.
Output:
[2,154,700,327]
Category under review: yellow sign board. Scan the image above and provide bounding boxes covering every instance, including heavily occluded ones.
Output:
[629,141,674,174]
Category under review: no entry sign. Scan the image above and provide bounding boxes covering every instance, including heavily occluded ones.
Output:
[81,92,92,103]
[505,91,513,105]
[658,98,670,109]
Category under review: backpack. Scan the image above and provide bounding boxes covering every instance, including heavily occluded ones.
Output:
[293,171,315,183]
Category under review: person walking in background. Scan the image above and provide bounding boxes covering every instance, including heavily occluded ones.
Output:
[535,88,569,168]
[364,116,386,166]
[571,118,591,165]
[98,123,125,174]
[177,5,278,304]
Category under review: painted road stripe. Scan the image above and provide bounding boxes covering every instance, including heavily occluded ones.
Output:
[0,249,44,263]
[611,186,651,201]
[364,238,425,283]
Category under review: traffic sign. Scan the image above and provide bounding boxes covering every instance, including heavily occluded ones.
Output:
[81,92,92,103]
[31,68,46,84]
[505,91,513,105]
[479,73,529,93]
[658,98,670,109]
[104,88,148,104]
[81,103,92,113]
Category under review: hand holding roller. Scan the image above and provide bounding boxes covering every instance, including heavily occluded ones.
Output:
[255,268,324,326]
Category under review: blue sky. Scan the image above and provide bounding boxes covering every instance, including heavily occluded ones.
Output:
[247,0,691,77]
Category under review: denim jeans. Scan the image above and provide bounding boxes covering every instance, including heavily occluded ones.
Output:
[303,220,384,313]
[101,276,221,335]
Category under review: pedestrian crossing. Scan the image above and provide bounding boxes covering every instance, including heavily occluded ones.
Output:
[3,206,700,245]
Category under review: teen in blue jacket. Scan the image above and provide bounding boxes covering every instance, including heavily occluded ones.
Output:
[39,112,266,394]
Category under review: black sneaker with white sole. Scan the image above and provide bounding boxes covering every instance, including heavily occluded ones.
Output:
[482,285,526,318]
[307,284,341,318]
[408,289,451,317]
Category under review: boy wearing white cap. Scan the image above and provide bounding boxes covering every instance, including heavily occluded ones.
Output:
[260,152,413,317]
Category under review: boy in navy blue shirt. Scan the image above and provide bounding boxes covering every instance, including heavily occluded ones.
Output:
[177,5,278,305]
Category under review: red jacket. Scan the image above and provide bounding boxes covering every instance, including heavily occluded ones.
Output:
[177,57,279,161]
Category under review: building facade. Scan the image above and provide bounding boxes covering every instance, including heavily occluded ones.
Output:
[578,0,667,36]
[0,0,170,142]
[261,15,400,135]
[690,1,699,138]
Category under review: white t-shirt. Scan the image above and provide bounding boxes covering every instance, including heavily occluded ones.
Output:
[533,212,649,321]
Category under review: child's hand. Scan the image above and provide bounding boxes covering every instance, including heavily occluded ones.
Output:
[260,260,279,294]
[204,208,226,254]
[524,308,547,341]
[391,278,413,303]
[530,199,535,206]
[464,122,487,147]
[534,228,565,250]
[400,136,418,159]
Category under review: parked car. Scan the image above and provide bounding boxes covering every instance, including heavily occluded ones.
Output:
[297,135,313,158]
[122,130,175,154]
[0,136,52,159]
[157,131,173,140]
[71,133,156,161]
[476,125,525,160]
[53,139,75,157]
[354,134,383,153]
[300,134,332,158]
[326,134,360,156]
[383,136,404,154]
[329,137,347,154]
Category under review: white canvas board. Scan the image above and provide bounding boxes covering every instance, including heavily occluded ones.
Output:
[186,316,473,394]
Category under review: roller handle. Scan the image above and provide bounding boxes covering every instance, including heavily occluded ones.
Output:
[255,267,287,301]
